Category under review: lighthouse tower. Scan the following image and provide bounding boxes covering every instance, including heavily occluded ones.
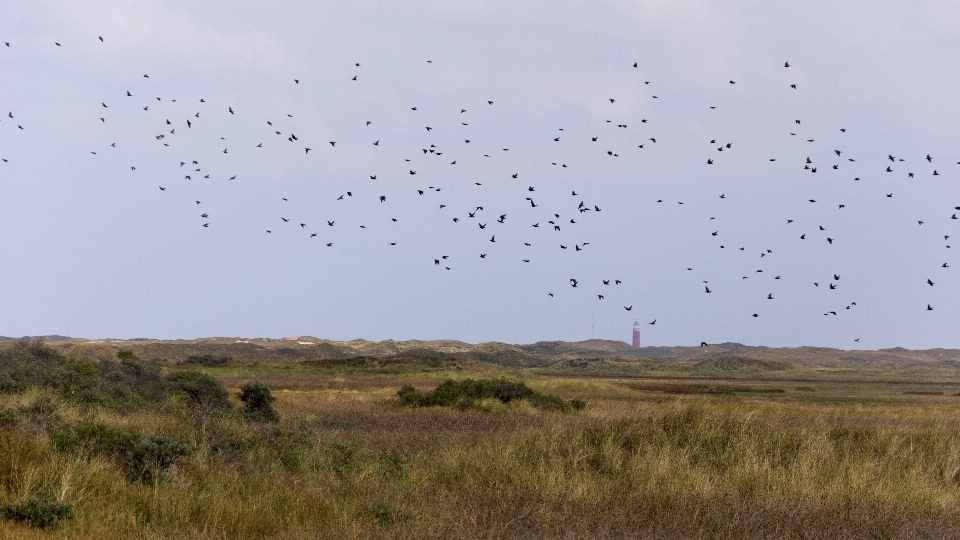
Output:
[632,320,641,348]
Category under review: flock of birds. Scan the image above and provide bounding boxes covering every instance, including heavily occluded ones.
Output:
[1,37,957,344]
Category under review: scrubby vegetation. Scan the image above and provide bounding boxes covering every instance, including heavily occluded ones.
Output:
[397,378,586,412]
[3,337,960,538]
[238,382,279,421]
[1,498,73,530]
[180,353,233,367]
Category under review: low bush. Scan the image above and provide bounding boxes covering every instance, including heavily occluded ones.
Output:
[17,395,63,432]
[51,421,139,460]
[182,354,233,367]
[238,382,279,421]
[165,370,231,413]
[51,422,190,483]
[0,346,167,413]
[0,339,67,391]
[1,497,74,529]
[0,407,19,429]
[126,435,191,483]
[397,378,585,412]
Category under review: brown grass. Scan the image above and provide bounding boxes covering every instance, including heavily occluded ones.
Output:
[3,367,960,538]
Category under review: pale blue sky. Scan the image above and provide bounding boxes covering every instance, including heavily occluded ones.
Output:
[1,1,958,348]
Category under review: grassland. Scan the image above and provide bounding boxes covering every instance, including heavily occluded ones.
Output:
[3,338,960,538]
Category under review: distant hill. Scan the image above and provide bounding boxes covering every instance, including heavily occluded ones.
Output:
[2,336,958,368]
[0,335,73,342]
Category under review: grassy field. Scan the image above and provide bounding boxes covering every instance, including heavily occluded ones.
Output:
[3,340,960,538]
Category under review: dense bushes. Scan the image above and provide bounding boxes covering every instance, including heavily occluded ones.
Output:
[165,370,232,413]
[51,422,190,483]
[0,341,170,412]
[1,497,74,529]
[397,378,586,412]
[0,339,271,421]
[238,382,279,421]
[0,339,67,391]
[181,353,233,367]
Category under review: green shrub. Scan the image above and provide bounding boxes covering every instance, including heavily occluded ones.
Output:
[0,339,66,391]
[182,354,233,367]
[1,497,73,529]
[0,371,16,392]
[51,422,190,483]
[165,370,231,412]
[17,395,63,431]
[397,378,586,412]
[49,359,99,395]
[1,345,170,413]
[126,435,191,483]
[50,421,140,460]
[0,407,19,429]
[238,382,279,421]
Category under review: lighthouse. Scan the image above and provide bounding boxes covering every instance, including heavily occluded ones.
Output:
[632,320,641,348]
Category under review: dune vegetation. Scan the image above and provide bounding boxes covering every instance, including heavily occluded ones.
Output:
[2,338,960,538]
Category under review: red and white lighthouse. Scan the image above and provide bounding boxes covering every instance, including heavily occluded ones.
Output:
[632,320,641,348]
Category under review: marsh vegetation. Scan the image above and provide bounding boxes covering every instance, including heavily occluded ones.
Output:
[2,338,960,538]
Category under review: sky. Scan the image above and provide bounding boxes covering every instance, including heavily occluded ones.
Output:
[0,1,958,348]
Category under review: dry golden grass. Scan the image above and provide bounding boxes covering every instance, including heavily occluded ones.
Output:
[3,366,960,538]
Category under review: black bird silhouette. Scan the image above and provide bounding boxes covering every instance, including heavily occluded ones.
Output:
[700,342,708,347]
[927,279,934,286]
[927,304,933,311]
[705,286,712,293]
[624,306,632,311]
